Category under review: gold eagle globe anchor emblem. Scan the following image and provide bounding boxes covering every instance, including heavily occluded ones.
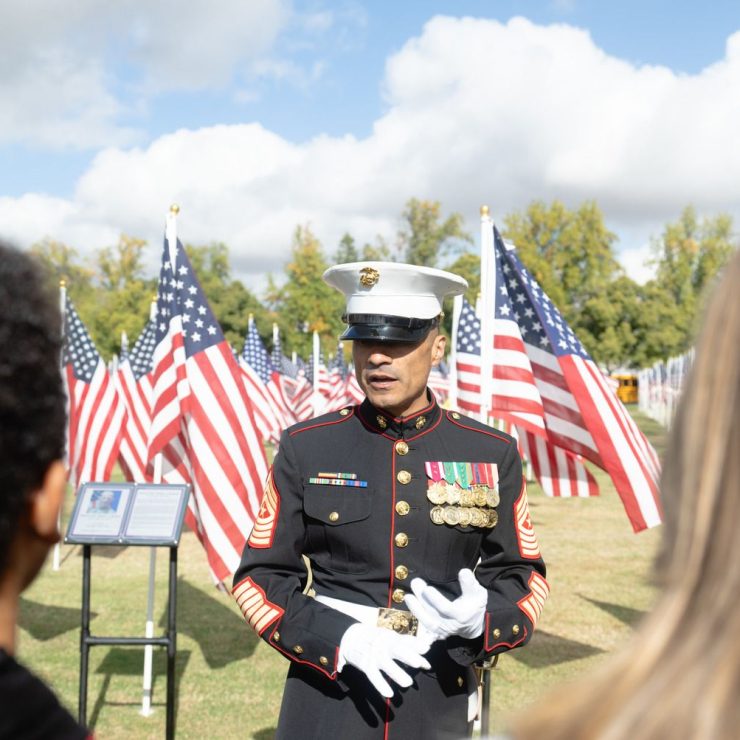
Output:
[358,267,380,287]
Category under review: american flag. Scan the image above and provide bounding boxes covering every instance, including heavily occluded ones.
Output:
[454,296,598,498]
[428,360,450,404]
[239,318,290,443]
[63,296,125,486]
[116,321,157,481]
[484,225,660,530]
[270,333,314,423]
[148,220,268,581]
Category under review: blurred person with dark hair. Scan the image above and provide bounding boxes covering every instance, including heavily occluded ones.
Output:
[512,249,740,740]
[0,241,90,739]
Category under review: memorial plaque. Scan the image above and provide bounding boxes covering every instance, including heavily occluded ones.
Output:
[65,483,134,544]
[122,484,189,546]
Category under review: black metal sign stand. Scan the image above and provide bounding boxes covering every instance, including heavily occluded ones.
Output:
[67,482,190,740]
[78,543,179,739]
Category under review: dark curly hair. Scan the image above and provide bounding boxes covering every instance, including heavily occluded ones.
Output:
[0,241,66,572]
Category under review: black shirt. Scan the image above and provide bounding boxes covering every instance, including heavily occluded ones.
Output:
[0,648,89,740]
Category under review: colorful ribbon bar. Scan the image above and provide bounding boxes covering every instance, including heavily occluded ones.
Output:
[317,472,358,480]
[309,477,367,487]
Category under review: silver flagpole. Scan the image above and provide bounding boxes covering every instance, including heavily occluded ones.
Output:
[52,279,67,571]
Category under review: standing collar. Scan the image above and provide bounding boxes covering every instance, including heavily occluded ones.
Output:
[358,392,441,439]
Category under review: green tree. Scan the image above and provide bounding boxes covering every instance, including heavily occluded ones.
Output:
[639,206,738,363]
[398,199,472,267]
[267,225,345,358]
[334,233,359,263]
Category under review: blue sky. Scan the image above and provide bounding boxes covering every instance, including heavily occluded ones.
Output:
[1,1,738,286]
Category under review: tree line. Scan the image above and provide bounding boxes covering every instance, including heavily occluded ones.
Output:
[30,199,737,371]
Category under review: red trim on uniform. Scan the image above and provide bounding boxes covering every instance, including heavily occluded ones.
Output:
[404,410,443,441]
[356,407,396,440]
[483,613,529,651]
[231,577,284,635]
[447,413,512,443]
[384,698,392,740]
[288,408,355,437]
[514,482,542,560]
[247,469,281,549]
[387,448,397,609]
[269,641,338,680]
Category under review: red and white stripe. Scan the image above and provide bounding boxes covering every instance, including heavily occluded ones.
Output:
[115,359,154,482]
[238,360,288,443]
[517,428,599,498]
[65,359,125,486]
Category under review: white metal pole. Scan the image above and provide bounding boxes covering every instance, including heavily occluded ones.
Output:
[479,206,495,426]
[312,331,320,416]
[140,453,162,717]
[53,280,67,571]
[448,294,463,411]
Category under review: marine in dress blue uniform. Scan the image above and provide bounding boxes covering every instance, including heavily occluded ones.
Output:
[232,263,548,739]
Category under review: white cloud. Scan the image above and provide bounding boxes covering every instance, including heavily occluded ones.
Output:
[3,15,739,290]
[0,0,291,149]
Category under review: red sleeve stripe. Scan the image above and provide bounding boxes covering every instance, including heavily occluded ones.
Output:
[514,484,541,559]
[232,577,283,635]
[517,572,549,627]
[248,471,280,549]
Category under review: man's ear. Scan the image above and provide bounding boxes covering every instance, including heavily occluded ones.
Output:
[27,460,66,544]
[431,333,447,366]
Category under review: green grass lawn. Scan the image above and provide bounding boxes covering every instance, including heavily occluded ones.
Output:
[19,407,667,738]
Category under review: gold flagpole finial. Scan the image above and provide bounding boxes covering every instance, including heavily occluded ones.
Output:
[170,203,180,214]
[480,205,490,217]
[59,278,66,288]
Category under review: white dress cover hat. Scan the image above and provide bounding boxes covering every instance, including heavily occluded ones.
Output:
[323,262,468,342]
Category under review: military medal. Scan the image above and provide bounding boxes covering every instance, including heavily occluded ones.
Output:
[471,485,488,507]
[446,484,461,505]
[486,487,500,508]
[442,506,461,526]
[459,489,474,507]
[457,507,473,527]
[427,481,448,505]
[430,506,445,525]
[486,509,499,528]
[470,508,487,527]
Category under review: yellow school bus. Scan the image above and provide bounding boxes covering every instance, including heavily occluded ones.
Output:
[612,373,638,404]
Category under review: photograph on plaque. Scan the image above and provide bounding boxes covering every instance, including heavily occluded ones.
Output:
[122,484,189,545]
[66,483,134,543]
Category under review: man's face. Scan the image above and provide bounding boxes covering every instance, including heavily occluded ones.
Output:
[352,329,446,418]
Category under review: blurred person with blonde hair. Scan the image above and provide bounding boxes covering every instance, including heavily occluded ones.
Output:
[512,249,740,740]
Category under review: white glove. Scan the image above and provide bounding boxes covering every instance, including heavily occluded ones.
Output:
[405,568,487,642]
[337,622,431,698]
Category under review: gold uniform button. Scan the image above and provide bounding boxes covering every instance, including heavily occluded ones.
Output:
[512,624,520,635]
[415,416,426,429]
[392,589,405,604]
[456,676,464,688]
[493,628,501,639]
[395,501,410,516]
[293,645,304,654]
[395,532,409,547]
[273,631,280,642]
[328,511,339,522]
[397,470,412,485]
[395,440,409,455]
[395,565,409,580]
[319,656,329,666]
[339,408,350,416]
[451,411,461,419]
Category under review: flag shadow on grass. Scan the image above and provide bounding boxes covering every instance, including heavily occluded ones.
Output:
[579,595,648,628]
[18,596,95,641]
[88,647,191,729]
[507,629,604,668]
[158,578,260,668]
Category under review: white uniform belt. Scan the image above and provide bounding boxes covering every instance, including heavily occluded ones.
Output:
[315,594,419,636]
